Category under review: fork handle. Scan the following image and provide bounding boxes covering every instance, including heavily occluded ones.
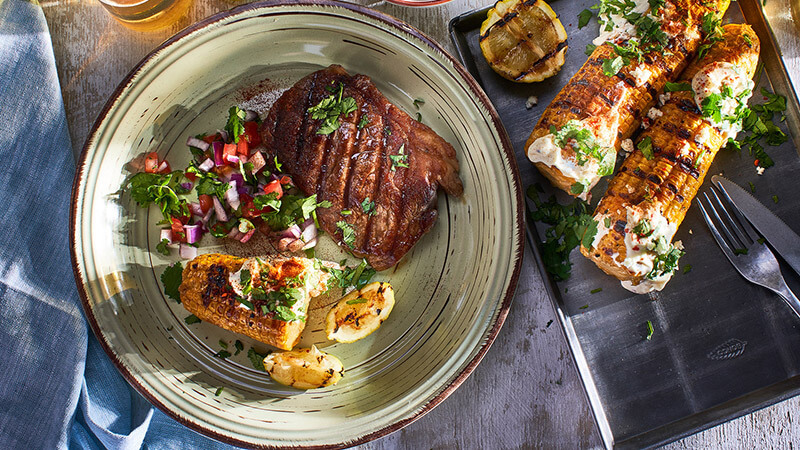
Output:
[777,285,800,319]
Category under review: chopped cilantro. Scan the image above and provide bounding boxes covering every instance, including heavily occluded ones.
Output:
[214,387,224,396]
[733,248,749,256]
[590,288,603,294]
[389,144,409,170]
[336,221,356,248]
[273,156,282,172]
[646,246,683,279]
[413,98,425,109]
[604,217,611,228]
[324,258,376,290]
[361,197,376,216]
[234,340,244,355]
[253,192,281,211]
[161,262,183,303]
[307,82,358,135]
[341,210,352,216]
[773,195,779,204]
[416,112,423,122]
[698,13,723,59]
[585,44,597,56]
[346,297,368,305]
[550,120,613,174]
[632,219,652,237]
[570,182,586,195]
[664,81,693,92]
[683,264,692,274]
[602,56,624,77]
[638,136,654,160]
[579,304,589,310]
[247,347,270,371]
[357,115,369,129]
[578,9,593,29]
[261,194,331,231]
[218,340,228,349]
[184,314,201,325]
[224,106,247,143]
[749,182,756,193]
[645,320,654,340]
[758,237,766,245]
[126,171,192,221]
[156,238,170,256]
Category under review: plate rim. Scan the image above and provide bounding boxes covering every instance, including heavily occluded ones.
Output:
[69,0,525,447]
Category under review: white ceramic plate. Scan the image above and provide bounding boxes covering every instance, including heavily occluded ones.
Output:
[71,1,523,447]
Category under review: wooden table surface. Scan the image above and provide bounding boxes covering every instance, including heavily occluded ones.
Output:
[43,0,800,447]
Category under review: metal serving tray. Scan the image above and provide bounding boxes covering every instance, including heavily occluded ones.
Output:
[450,1,800,448]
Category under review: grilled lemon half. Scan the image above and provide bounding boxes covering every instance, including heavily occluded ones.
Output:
[325,282,395,343]
[479,0,568,83]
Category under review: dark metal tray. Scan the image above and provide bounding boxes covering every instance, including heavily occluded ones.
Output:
[450,1,800,448]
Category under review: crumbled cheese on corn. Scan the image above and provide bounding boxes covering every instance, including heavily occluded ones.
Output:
[631,66,652,87]
[621,138,634,155]
[757,166,765,175]
[659,92,671,106]
[647,107,663,121]
[692,61,754,140]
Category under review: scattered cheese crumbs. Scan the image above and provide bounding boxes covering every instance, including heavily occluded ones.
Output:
[630,66,651,87]
[689,229,693,235]
[526,95,539,109]
[756,166,765,175]
[647,107,663,121]
[621,138,634,155]
[674,240,684,251]
[659,92,671,106]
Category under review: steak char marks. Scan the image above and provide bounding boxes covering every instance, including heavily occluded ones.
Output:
[260,65,463,271]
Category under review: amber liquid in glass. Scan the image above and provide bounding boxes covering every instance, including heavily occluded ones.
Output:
[99,0,192,31]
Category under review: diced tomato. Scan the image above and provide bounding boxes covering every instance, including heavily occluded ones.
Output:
[157,160,171,174]
[240,193,270,219]
[223,143,237,165]
[243,121,261,147]
[236,138,249,157]
[263,180,283,199]
[198,194,213,214]
[144,152,160,173]
[171,217,186,242]
[202,133,220,144]
[279,175,292,185]
[184,172,197,182]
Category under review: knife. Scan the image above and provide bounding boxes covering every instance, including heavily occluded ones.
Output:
[712,175,800,276]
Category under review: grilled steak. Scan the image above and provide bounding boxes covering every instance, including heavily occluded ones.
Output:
[260,65,463,271]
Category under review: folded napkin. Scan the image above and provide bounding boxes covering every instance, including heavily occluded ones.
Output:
[0,1,237,448]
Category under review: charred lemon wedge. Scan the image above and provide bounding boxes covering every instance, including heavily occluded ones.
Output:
[325,282,395,343]
[479,0,568,82]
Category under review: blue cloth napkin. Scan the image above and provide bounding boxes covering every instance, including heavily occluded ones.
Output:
[0,1,239,448]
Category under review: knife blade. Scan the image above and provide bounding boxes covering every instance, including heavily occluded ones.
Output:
[712,175,800,276]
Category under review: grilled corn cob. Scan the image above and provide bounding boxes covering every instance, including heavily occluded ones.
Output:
[580,24,760,293]
[178,254,334,350]
[526,0,730,199]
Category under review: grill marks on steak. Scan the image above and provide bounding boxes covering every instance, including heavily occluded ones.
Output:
[260,65,463,271]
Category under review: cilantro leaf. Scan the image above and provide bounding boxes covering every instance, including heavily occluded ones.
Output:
[664,81,692,92]
[247,347,270,371]
[156,238,170,256]
[184,314,201,325]
[638,136,654,160]
[161,262,183,303]
[225,106,247,143]
[336,221,356,248]
[578,9,592,29]
[324,259,376,290]
[361,197,377,216]
[308,82,358,135]
[602,56,624,77]
[346,297,368,305]
[389,144,409,170]
[126,171,191,221]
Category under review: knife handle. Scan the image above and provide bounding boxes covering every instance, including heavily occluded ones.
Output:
[777,284,800,319]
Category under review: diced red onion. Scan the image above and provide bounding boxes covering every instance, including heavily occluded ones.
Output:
[301,237,317,250]
[244,110,259,121]
[189,202,203,217]
[225,154,240,165]
[239,154,249,164]
[225,180,240,210]
[277,237,293,252]
[229,173,245,187]
[239,228,256,243]
[198,158,214,172]
[179,243,197,259]
[213,196,228,222]
[199,208,214,225]
[184,224,201,244]
[288,238,305,253]
[186,136,210,151]
[180,182,193,191]
[217,129,229,142]
[280,224,301,239]
[237,185,249,196]
[213,141,224,166]
[160,229,173,244]
[300,218,316,243]
[270,173,280,182]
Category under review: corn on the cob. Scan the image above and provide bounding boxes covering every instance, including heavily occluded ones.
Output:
[526,0,731,199]
[580,24,760,293]
[178,254,333,350]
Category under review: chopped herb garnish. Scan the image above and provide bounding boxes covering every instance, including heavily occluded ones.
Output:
[757,237,766,245]
[578,9,593,29]
[733,248,749,255]
[413,98,425,109]
[156,238,171,256]
[646,246,684,280]
[772,195,779,204]
[632,219,653,237]
[604,217,611,228]
[683,264,692,274]
[550,120,613,174]
[247,347,270,371]
[341,210,352,215]
[638,136,654,160]
[323,258,376,290]
[416,112,422,122]
[234,340,244,355]
[184,314,201,325]
[698,13,723,59]
[307,82,358,135]
[361,197,377,216]
[357,115,369,129]
[579,304,589,310]
[273,156,283,172]
[590,288,603,294]
[570,182,586,195]
[645,320,654,340]
[346,297,368,305]
[602,56,625,77]
[161,262,183,303]
[215,387,224,396]
[749,182,756,193]
[214,350,231,359]
[389,144,409,170]
[224,106,247,143]
[585,44,597,56]
[219,340,228,349]
[664,81,693,92]
[126,171,192,221]
[546,319,553,328]
[336,221,356,248]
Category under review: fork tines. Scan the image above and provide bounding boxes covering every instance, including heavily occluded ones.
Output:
[697,185,761,257]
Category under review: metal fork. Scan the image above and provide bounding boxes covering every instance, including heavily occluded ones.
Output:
[697,186,800,318]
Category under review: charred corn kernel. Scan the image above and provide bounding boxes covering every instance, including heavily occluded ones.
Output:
[479,0,567,83]
[263,346,344,389]
[326,282,395,343]
[581,24,760,294]
[526,0,731,198]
